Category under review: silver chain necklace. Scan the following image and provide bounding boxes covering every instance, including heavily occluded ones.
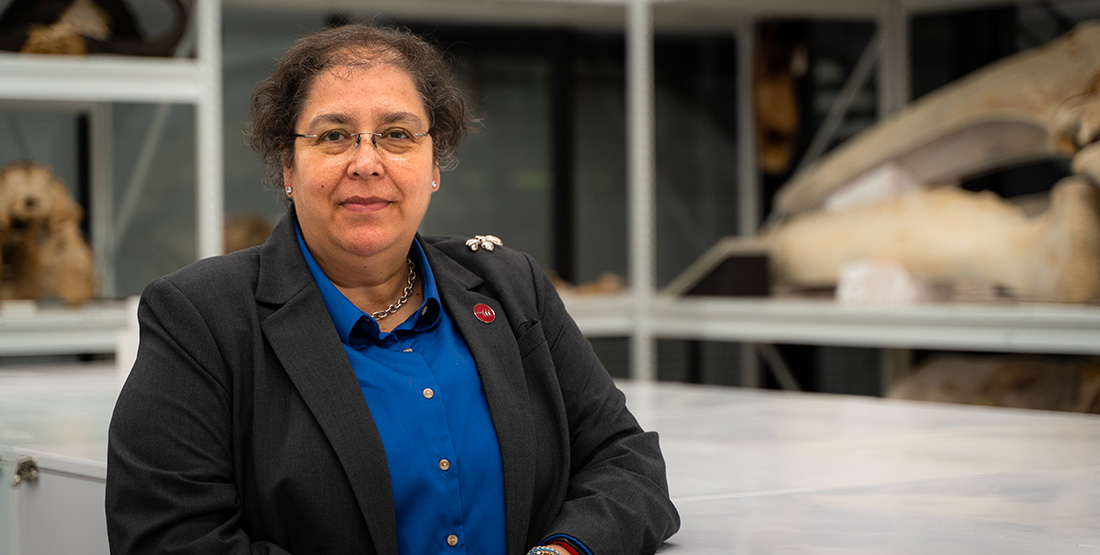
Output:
[371,257,416,320]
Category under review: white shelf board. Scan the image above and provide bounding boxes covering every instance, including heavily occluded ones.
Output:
[222,0,1038,31]
[0,53,203,104]
[562,293,638,337]
[0,301,130,357]
[12,294,1095,359]
[224,0,629,29]
[651,296,1100,355]
[653,0,1034,17]
[565,294,1100,354]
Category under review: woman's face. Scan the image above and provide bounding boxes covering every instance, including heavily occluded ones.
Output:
[285,62,439,266]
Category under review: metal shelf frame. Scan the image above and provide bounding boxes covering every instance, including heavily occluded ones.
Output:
[619,0,912,380]
[5,0,1092,384]
[0,302,129,357]
[565,295,1100,356]
[0,0,223,298]
[583,0,1092,381]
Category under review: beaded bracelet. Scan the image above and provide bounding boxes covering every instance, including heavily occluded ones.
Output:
[526,547,561,555]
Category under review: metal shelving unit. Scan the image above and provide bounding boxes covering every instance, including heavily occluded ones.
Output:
[564,295,1100,354]
[6,0,1095,378]
[0,302,130,357]
[0,1,221,358]
[0,0,223,297]
[564,0,1100,381]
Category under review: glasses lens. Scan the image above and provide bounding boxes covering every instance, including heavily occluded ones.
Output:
[374,127,420,157]
[303,127,425,158]
[312,130,356,155]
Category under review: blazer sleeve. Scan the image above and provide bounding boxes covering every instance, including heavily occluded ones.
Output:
[524,256,681,554]
[105,276,292,555]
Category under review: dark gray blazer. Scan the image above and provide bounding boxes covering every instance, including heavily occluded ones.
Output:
[106,208,679,555]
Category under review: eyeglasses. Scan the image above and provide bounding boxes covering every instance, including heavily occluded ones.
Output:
[292,126,430,158]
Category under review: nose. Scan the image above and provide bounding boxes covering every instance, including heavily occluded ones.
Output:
[353,133,378,151]
[348,133,384,177]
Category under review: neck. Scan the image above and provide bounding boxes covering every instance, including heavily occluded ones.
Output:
[305,245,417,320]
[332,259,416,320]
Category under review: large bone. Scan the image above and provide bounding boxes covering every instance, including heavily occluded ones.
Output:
[766,177,1100,303]
[773,21,1100,218]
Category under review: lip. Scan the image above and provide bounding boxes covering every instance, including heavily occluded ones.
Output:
[340,196,391,212]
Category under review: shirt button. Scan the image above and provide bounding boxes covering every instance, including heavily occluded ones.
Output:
[439,458,451,471]
[403,348,413,353]
[447,534,459,547]
[423,388,434,399]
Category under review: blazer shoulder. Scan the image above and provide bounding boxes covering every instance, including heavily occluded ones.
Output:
[150,246,262,301]
[423,235,537,276]
[421,235,554,310]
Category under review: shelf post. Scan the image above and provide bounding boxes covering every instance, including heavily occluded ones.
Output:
[734,20,763,387]
[90,103,115,298]
[627,0,656,381]
[878,0,910,118]
[735,20,760,237]
[196,0,224,259]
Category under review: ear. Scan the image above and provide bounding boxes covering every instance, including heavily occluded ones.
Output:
[282,152,295,193]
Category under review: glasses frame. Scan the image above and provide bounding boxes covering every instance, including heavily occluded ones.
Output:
[292,128,431,158]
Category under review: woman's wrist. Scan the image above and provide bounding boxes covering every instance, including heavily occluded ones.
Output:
[548,540,581,555]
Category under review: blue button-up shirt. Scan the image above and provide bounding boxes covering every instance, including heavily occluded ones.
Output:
[297,228,506,555]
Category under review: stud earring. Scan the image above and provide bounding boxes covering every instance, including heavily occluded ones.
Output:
[286,186,292,195]
[431,181,438,189]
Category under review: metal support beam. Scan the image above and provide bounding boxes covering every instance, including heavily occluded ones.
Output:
[90,104,114,297]
[735,20,760,236]
[878,0,910,118]
[196,0,224,259]
[627,0,656,381]
[734,20,764,387]
[758,343,802,391]
[794,30,881,177]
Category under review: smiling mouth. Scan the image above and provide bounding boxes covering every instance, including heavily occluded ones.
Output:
[341,197,391,212]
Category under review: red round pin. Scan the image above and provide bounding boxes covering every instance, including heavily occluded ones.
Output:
[473,303,495,323]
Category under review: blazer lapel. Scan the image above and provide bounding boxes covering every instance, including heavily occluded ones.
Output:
[256,208,400,554]
[423,240,537,555]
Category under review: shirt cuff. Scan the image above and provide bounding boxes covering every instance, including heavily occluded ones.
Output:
[542,534,594,555]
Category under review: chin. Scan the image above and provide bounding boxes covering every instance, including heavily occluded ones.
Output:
[338,229,409,258]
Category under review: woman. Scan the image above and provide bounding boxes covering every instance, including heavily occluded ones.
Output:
[106,23,679,555]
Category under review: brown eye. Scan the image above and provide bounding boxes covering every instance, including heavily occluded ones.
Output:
[318,129,351,143]
[381,128,413,141]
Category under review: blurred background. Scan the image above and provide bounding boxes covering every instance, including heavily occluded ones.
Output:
[2,0,1099,402]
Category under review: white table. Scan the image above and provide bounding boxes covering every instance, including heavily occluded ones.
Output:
[0,365,119,555]
[1,366,1098,554]
[616,381,1100,554]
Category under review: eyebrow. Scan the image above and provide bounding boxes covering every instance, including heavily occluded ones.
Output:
[303,112,352,130]
[303,111,426,131]
[377,110,426,128]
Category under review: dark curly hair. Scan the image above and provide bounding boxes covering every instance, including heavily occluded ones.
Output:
[247,23,471,191]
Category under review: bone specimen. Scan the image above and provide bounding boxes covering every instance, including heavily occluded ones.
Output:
[773,21,1100,218]
[766,177,1100,302]
[756,22,1100,303]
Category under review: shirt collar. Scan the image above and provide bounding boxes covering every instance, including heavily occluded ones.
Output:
[295,221,441,348]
